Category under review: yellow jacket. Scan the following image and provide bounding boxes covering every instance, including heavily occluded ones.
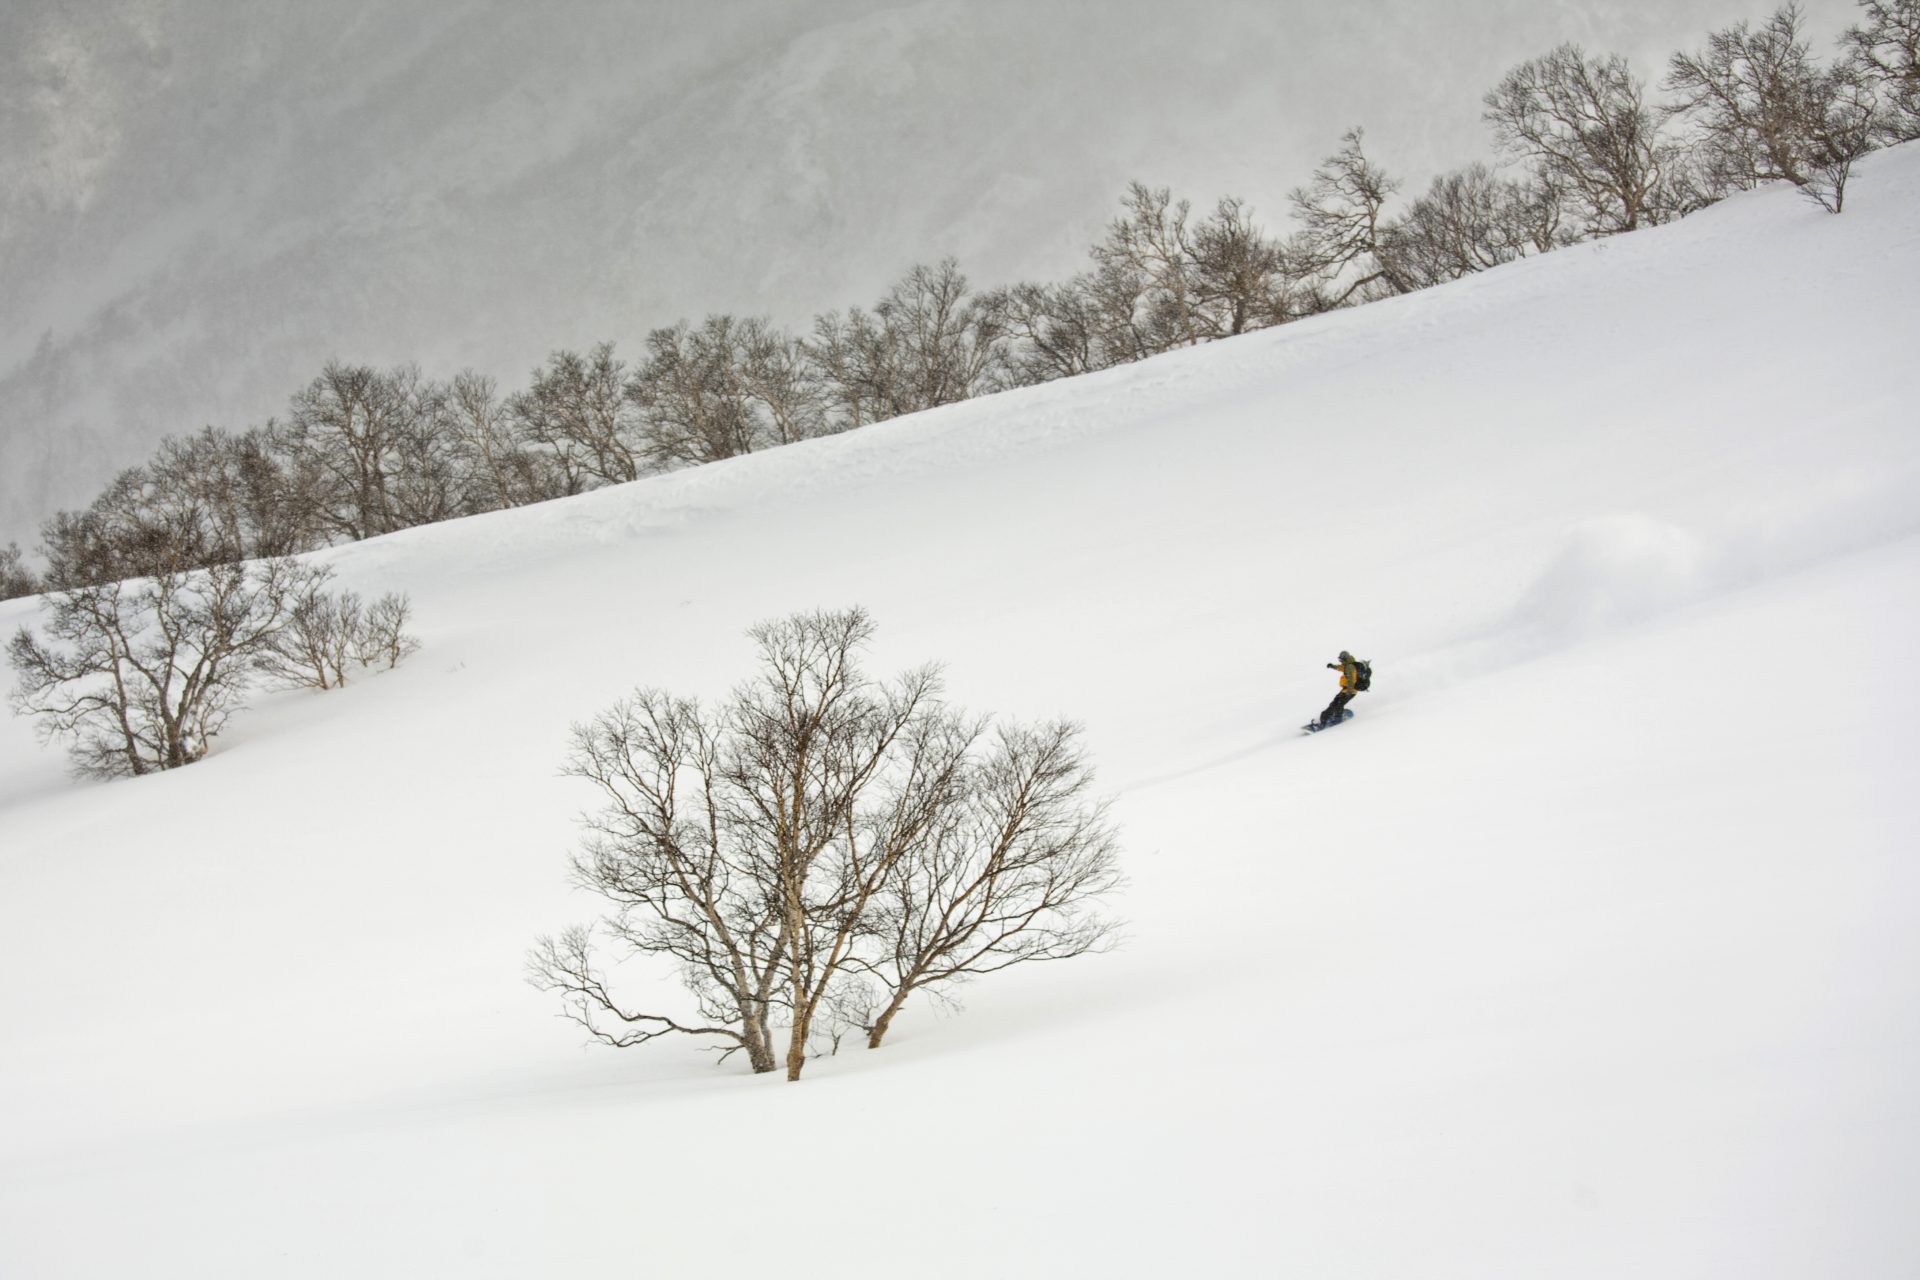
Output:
[1334,655,1362,692]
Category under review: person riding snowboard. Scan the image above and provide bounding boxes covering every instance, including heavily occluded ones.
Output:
[1318,650,1369,728]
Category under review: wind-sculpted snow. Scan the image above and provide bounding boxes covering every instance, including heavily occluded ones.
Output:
[0,146,1917,1279]
[1508,511,1710,641]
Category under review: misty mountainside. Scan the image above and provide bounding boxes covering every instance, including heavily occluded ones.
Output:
[1,137,1916,1277]
[0,0,1868,547]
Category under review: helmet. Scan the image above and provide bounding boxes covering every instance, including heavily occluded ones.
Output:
[1338,650,1353,662]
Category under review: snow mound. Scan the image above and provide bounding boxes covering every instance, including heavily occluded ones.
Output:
[1514,512,1709,641]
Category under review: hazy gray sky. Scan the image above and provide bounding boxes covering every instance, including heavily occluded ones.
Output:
[0,0,1863,546]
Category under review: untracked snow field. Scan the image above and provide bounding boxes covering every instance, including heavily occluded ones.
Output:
[2,147,1918,1278]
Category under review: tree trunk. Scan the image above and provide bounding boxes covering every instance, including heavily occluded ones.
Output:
[742,1011,777,1074]
[866,989,912,1049]
[785,1009,810,1081]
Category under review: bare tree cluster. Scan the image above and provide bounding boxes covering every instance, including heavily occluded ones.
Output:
[1666,4,1884,211]
[22,218,1297,589]
[1289,129,1415,305]
[1040,185,1304,367]
[1292,1,1900,289]
[1288,132,1570,302]
[1385,163,1572,289]
[631,316,828,466]
[810,260,1011,425]
[7,547,418,775]
[37,425,316,592]
[15,0,1911,598]
[9,558,316,777]
[528,608,1122,1081]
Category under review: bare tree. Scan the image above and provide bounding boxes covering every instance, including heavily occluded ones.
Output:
[808,261,1008,429]
[36,420,334,591]
[997,183,1286,376]
[148,425,328,562]
[437,370,571,511]
[530,608,1121,1081]
[1090,184,1208,348]
[628,315,831,467]
[353,592,420,671]
[259,582,360,690]
[1080,254,1169,365]
[531,609,950,1080]
[1484,44,1683,235]
[37,467,224,591]
[804,309,873,430]
[858,720,1122,1048]
[984,279,1105,386]
[1666,5,1850,193]
[287,363,444,541]
[529,689,789,1073]
[873,259,1010,411]
[8,557,328,777]
[1188,196,1302,336]
[382,381,478,531]
[738,616,971,1080]
[1381,163,1571,290]
[629,317,763,468]
[0,543,39,602]
[507,344,644,491]
[1800,69,1883,211]
[737,317,832,447]
[1289,129,1414,305]
[1845,0,1920,138]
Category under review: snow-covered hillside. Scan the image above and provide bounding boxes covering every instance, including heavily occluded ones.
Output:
[2,145,1917,1278]
[0,0,1867,547]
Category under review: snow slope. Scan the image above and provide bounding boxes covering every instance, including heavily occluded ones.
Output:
[1,145,1917,1277]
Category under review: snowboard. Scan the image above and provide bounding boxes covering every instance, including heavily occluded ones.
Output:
[1302,709,1354,734]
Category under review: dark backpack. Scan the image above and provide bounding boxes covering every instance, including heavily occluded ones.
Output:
[1353,659,1372,692]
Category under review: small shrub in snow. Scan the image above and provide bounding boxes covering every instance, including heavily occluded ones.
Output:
[353,592,420,671]
[258,585,420,690]
[529,607,1122,1081]
[259,584,360,690]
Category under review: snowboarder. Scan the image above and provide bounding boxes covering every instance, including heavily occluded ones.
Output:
[1314,650,1370,729]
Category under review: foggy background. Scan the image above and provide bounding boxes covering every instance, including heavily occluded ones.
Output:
[0,0,1860,549]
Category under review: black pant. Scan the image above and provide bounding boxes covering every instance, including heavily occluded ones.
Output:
[1319,691,1354,726]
